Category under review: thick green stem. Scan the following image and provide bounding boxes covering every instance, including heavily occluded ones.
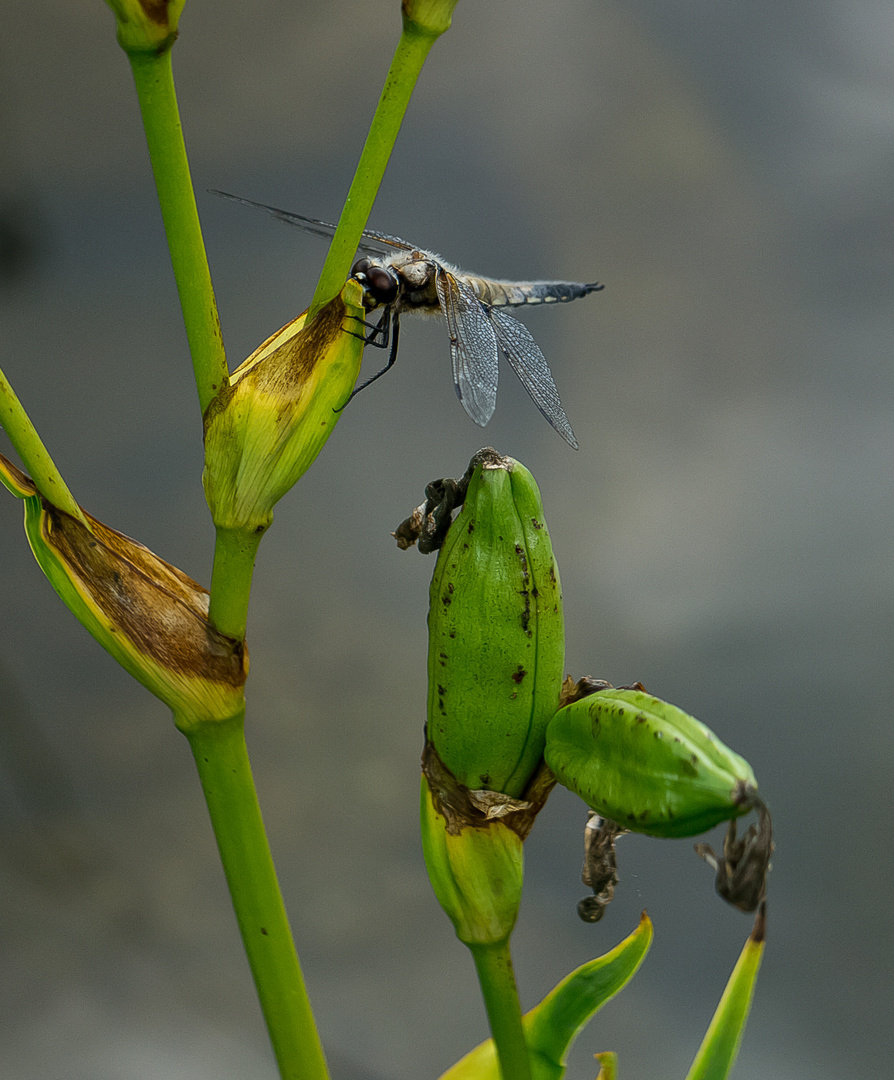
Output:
[307,24,440,319]
[0,364,85,522]
[127,49,228,413]
[208,525,265,641]
[185,715,330,1080]
[468,941,533,1080]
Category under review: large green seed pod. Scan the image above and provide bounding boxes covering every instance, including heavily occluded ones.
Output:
[426,451,565,798]
[545,687,757,838]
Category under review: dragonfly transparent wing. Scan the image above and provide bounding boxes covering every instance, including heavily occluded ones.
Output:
[488,306,579,449]
[435,270,500,428]
[208,190,414,255]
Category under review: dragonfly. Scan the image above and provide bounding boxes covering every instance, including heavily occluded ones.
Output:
[211,191,603,448]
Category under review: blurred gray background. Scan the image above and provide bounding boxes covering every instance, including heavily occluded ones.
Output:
[0,0,891,1077]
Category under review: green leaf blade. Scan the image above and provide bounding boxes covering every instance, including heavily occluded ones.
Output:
[437,913,653,1080]
[684,904,766,1080]
[525,912,653,1069]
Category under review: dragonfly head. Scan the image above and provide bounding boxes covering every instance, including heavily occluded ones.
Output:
[351,258,400,311]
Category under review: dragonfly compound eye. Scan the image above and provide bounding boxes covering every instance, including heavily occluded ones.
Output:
[366,266,399,306]
[350,259,399,308]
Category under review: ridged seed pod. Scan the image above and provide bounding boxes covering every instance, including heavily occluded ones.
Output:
[427,450,564,798]
[427,451,565,799]
[545,687,757,838]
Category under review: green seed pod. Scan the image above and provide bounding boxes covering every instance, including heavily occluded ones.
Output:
[105,0,185,54]
[203,280,365,533]
[427,450,564,798]
[545,687,757,838]
[419,773,524,947]
[403,0,459,37]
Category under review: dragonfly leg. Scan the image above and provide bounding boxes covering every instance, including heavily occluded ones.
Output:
[344,306,391,347]
[334,311,401,413]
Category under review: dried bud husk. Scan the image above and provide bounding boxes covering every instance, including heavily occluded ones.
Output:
[1,454,246,730]
[202,280,365,533]
[577,813,625,923]
[696,799,774,912]
[545,686,757,838]
[426,450,565,798]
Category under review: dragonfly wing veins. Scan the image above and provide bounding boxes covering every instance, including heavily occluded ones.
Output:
[488,306,579,449]
[435,270,500,428]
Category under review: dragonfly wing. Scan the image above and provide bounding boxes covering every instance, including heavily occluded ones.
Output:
[208,190,413,254]
[488,307,578,449]
[436,270,500,428]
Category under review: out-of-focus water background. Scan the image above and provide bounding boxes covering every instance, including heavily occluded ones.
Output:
[1,2,891,1077]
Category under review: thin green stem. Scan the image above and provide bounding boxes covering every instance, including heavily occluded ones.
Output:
[185,715,330,1080]
[0,364,85,522]
[469,941,533,1080]
[208,526,265,641]
[307,25,440,320]
[127,49,228,413]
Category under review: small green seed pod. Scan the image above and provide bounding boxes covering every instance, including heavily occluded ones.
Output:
[105,0,185,54]
[545,687,757,838]
[202,280,366,533]
[419,773,524,947]
[426,450,565,798]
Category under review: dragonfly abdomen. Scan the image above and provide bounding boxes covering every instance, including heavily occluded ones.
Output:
[469,277,603,308]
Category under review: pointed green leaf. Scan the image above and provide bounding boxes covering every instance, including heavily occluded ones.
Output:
[438,913,652,1080]
[525,912,652,1070]
[684,905,766,1080]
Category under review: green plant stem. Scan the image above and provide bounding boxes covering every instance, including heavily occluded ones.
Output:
[206,19,447,635]
[469,941,533,1080]
[208,526,265,641]
[0,364,85,522]
[127,49,228,413]
[185,715,330,1080]
[307,23,441,319]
